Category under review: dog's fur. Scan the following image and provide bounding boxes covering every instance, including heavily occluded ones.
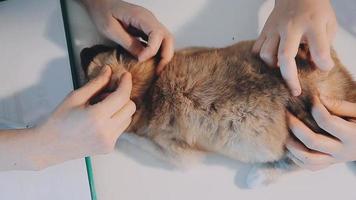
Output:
[81,40,356,187]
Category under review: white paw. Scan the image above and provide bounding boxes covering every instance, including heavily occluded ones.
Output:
[246,166,274,188]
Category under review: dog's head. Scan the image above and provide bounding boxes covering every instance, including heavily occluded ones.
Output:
[80,45,159,104]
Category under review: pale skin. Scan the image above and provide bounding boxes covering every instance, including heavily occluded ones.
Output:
[0,68,136,170]
[81,0,175,74]
[1,0,354,171]
[287,96,356,171]
[253,0,337,96]
[253,0,356,170]
[0,0,173,171]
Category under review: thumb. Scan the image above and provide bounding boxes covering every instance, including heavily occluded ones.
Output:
[73,66,112,105]
[320,95,356,118]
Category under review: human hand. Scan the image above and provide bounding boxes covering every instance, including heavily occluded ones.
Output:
[82,0,174,74]
[253,0,337,96]
[32,66,136,169]
[287,96,356,171]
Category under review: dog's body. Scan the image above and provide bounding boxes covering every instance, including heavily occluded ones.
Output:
[81,40,356,187]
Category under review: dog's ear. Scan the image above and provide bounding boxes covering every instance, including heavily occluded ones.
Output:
[80,45,113,73]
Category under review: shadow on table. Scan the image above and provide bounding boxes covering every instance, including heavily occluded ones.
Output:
[0,57,70,129]
[116,136,253,188]
[346,162,356,176]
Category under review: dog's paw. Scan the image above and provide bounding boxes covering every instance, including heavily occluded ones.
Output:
[246,166,275,188]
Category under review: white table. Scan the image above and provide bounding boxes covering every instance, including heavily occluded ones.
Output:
[65,0,356,200]
[0,1,91,199]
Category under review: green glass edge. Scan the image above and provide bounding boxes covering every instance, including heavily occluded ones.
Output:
[59,1,97,200]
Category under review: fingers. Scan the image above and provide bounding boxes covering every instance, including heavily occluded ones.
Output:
[312,96,355,141]
[103,18,145,58]
[92,72,132,117]
[287,150,329,171]
[136,27,174,74]
[156,34,175,74]
[259,35,280,67]
[109,100,136,138]
[111,14,174,73]
[320,96,356,118]
[70,66,111,106]
[252,34,266,54]
[326,20,337,44]
[278,32,303,96]
[117,117,132,137]
[287,112,341,155]
[286,137,334,170]
[138,30,164,62]
[111,100,136,125]
[307,28,334,71]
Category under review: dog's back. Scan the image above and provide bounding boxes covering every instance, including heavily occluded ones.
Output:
[142,40,356,163]
[81,40,356,164]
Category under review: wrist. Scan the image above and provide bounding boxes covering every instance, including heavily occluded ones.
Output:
[25,126,51,170]
[0,127,50,171]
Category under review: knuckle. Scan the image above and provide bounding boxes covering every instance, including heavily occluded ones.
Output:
[131,6,153,18]
[116,91,130,104]
[101,21,114,35]
[66,90,77,100]
[128,100,137,114]
[165,32,174,41]
[314,51,332,64]
[317,115,333,130]
[153,29,165,37]
[66,90,81,105]
[124,90,132,101]
[120,93,130,104]
[305,138,319,150]
[279,21,297,35]
[260,50,273,62]
[278,50,294,62]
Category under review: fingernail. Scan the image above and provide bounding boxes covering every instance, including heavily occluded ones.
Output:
[100,65,109,74]
[292,88,301,96]
[138,51,149,62]
[121,72,131,79]
[313,95,321,104]
[321,59,334,71]
[319,95,328,103]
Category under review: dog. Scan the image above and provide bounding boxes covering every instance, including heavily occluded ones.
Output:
[80,40,356,187]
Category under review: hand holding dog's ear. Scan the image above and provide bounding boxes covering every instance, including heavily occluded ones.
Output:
[31,66,136,169]
[253,0,337,96]
[82,0,174,74]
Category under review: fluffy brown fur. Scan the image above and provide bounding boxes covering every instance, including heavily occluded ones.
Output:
[81,40,356,187]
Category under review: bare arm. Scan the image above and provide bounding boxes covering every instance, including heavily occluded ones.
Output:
[0,128,42,171]
[0,67,135,171]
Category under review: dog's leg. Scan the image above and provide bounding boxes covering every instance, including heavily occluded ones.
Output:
[246,156,299,188]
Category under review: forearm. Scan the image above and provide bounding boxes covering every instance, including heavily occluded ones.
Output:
[0,128,45,171]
